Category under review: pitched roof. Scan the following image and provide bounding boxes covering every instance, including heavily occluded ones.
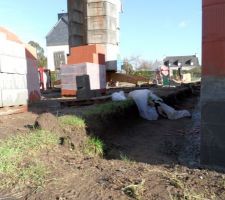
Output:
[46,15,69,46]
[163,55,200,67]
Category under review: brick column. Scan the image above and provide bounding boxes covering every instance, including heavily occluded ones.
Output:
[201,0,225,168]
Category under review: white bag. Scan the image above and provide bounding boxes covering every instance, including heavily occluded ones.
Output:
[129,89,159,120]
[158,102,191,120]
[112,91,127,101]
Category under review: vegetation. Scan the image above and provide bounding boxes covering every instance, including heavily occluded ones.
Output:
[122,180,145,200]
[59,115,86,128]
[132,70,155,80]
[121,56,162,75]
[121,59,134,74]
[173,67,202,81]
[0,130,58,188]
[120,153,133,163]
[83,137,105,157]
[84,100,135,117]
[28,41,47,67]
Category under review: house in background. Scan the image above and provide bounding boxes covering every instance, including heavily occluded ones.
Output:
[46,13,69,72]
[163,55,200,81]
[163,55,200,71]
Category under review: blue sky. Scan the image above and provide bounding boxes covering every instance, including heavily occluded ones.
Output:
[0,0,202,62]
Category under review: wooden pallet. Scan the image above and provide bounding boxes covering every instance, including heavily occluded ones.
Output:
[0,105,28,116]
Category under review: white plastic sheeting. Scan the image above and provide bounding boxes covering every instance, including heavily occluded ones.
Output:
[158,102,191,120]
[128,89,191,121]
[112,91,126,101]
[0,40,26,58]
[1,89,28,106]
[0,90,2,107]
[128,89,159,121]
[0,55,27,74]
[0,73,27,89]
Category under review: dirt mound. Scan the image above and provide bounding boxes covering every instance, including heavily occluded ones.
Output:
[35,113,63,134]
[35,113,87,151]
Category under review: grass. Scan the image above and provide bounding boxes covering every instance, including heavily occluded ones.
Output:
[83,137,105,157]
[59,115,86,128]
[0,130,58,189]
[83,100,135,117]
[120,153,133,163]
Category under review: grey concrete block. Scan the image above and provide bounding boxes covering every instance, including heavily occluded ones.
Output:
[76,75,92,100]
[106,60,117,71]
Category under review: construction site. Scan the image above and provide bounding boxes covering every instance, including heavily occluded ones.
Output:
[0,0,225,199]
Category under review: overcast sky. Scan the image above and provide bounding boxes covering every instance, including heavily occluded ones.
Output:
[0,0,202,61]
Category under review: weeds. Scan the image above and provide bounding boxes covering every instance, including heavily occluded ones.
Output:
[0,130,58,189]
[120,153,133,163]
[59,115,86,128]
[83,137,104,157]
[166,170,209,200]
[122,179,145,200]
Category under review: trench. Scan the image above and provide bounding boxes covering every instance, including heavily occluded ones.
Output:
[85,85,201,166]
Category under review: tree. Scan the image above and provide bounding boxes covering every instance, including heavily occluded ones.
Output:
[28,41,47,67]
[137,59,153,71]
[121,58,134,74]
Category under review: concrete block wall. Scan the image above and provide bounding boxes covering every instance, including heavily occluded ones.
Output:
[201,0,225,168]
[61,62,106,96]
[67,0,121,71]
[0,29,28,107]
[25,46,41,103]
[67,44,106,65]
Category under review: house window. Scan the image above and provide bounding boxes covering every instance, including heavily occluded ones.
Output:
[54,51,66,70]
[185,60,191,65]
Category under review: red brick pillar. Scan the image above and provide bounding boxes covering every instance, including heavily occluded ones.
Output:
[201,0,225,168]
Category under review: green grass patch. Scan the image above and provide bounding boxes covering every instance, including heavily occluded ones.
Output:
[0,130,58,188]
[59,115,86,128]
[84,137,104,157]
[84,100,135,117]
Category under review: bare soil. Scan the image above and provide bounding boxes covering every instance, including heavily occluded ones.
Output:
[0,96,225,200]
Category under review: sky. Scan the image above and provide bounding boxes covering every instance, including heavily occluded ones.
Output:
[0,0,202,62]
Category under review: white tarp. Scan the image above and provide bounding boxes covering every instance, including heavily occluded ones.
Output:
[128,89,191,121]
[128,89,159,121]
[0,73,27,89]
[112,91,126,101]
[0,55,27,74]
[1,89,28,106]
[158,102,191,120]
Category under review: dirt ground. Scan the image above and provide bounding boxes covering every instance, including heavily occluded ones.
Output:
[0,95,225,200]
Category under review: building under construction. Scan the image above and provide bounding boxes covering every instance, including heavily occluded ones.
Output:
[67,0,122,71]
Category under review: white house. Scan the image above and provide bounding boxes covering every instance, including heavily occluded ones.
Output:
[46,13,69,72]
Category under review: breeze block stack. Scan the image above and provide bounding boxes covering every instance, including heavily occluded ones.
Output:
[61,44,106,96]
[0,27,40,115]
